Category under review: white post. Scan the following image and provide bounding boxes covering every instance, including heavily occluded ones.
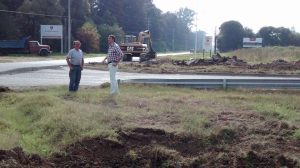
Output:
[61,37,63,54]
[68,0,71,51]
[194,15,198,55]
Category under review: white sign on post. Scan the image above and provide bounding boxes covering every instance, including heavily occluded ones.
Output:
[41,25,63,53]
[204,36,212,52]
[41,25,63,39]
[243,37,263,48]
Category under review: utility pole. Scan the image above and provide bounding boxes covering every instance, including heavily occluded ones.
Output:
[214,26,217,54]
[68,0,71,51]
[194,15,198,55]
[172,28,175,51]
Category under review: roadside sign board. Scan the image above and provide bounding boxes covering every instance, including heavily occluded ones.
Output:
[243,37,263,48]
[41,25,63,39]
[40,25,63,53]
[204,36,212,51]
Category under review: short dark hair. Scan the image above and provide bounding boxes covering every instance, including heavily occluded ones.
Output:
[108,35,116,42]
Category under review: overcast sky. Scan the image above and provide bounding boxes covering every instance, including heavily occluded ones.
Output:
[153,0,298,36]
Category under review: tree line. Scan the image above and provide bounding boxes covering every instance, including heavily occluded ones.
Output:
[0,0,196,53]
[1,1,299,53]
[217,20,300,52]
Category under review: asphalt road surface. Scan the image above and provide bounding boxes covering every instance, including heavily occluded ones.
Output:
[1,53,300,89]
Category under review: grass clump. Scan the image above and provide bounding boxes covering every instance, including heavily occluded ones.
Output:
[294,129,300,140]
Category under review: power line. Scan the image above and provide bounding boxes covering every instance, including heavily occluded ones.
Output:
[0,9,67,18]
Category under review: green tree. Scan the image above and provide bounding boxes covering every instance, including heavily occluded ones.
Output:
[98,24,124,52]
[0,1,23,39]
[143,0,163,51]
[89,0,117,26]
[161,12,178,51]
[217,20,244,52]
[17,0,64,39]
[257,26,280,46]
[176,7,195,31]
[244,27,255,38]
[76,22,100,53]
[60,0,90,40]
[257,26,295,46]
[2,0,24,10]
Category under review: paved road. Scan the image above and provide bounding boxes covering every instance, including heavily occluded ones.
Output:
[0,52,190,74]
[1,52,299,89]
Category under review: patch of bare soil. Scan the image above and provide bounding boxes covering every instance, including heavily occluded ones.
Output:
[1,113,299,168]
[86,54,300,75]
[0,86,10,92]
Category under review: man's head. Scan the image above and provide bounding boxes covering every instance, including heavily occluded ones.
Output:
[73,40,81,50]
[108,35,116,45]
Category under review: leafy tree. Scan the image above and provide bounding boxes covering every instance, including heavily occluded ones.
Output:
[98,24,124,52]
[176,8,196,50]
[244,27,255,38]
[17,0,64,39]
[143,0,163,51]
[0,1,23,39]
[176,7,195,31]
[2,0,24,10]
[60,0,91,39]
[89,0,117,26]
[160,12,178,51]
[257,26,280,46]
[217,20,244,52]
[76,22,100,53]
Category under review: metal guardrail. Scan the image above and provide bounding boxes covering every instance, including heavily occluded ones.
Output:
[121,78,300,89]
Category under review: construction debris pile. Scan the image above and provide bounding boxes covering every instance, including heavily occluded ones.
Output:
[250,59,300,70]
[172,53,300,71]
[172,53,247,66]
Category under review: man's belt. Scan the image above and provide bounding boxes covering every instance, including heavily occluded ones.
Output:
[107,61,117,64]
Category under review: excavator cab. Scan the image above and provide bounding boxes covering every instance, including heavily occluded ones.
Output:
[124,35,136,43]
[120,30,156,62]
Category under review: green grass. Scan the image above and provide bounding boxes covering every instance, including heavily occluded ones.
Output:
[0,85,299,156]
[165,46,300,64]
[226,46,300,64]
[294,129,300,140]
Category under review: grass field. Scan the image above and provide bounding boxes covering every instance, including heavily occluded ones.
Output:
[0,84,299,157]
[167,46,300,64]
[1,47,300,166]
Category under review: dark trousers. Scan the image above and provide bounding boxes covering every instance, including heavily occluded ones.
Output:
[69,66,82,91]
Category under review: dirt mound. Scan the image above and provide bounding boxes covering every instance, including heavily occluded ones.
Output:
[1,126,298,167]
[0,86,10,92]
[51,127,298,167]
[250,59,300,70]
[0,147,51,168]
[172,55,248,67]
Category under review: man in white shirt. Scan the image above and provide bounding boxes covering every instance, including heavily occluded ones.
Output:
[66,40,84,92]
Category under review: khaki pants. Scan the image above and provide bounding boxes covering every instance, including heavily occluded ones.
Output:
[108,63,119,95]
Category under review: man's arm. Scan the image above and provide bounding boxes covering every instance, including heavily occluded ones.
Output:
[81,57,84,70]
[66,57,72,69]
[115,46,124,63]
[102,56,107,64]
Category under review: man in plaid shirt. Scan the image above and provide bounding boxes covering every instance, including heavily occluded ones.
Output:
[102,35,124,100]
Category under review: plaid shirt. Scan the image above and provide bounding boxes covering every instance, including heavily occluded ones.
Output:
[107,42,123,62]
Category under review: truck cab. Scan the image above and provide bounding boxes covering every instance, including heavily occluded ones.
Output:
[28,41,51,56]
